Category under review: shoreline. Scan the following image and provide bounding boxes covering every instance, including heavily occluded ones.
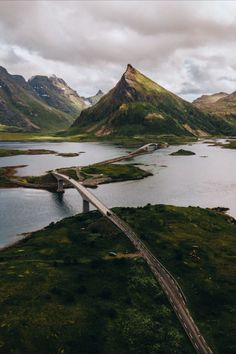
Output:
[1,204,235,252]
[0,232,33,252]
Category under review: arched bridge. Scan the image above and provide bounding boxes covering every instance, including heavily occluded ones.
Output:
[51,171,213,354]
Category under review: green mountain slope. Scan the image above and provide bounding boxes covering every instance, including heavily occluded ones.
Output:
[0,67,76,132]
[193,92,228,110]
[193,92,236,128]
[29,75,86,117]
[72,64,234,137]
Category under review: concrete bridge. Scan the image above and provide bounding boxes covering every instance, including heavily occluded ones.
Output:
[52,171,110,214]
[51,171,213,354]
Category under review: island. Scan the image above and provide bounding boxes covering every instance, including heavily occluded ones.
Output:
[56,152,81,157]
[0,163,152,190]
[170,149,196,156]
[0,148,57,157]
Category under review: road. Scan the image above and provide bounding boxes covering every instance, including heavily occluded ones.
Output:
[52,171,213,354]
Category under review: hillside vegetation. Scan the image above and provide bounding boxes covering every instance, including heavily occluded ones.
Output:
[71,64,235,138]
[193,91,236,127]
[0,67,80,132]
[0,205,235,354]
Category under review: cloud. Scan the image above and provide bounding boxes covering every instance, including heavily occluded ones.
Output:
[0,0,235,98]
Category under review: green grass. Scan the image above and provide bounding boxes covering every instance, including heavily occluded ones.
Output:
[81,163,152,182]
[0,167,78,189]
[0,167,9,183]
[0,205,235,354]
[22,168,78,189]
[0,148,56,157]
[116,205,236,354]
[0,164,150,189]
[223,140,236,149]
[0,132,66,141]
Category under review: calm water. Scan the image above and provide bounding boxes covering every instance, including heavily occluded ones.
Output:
[0,140,235,248]
[0,141,127,176]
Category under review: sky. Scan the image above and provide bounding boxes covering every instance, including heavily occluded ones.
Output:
[0,0,235,101]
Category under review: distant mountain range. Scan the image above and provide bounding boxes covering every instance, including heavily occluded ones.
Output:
[0,66,103,132]
[72,64,234,137]
[0,64,235,136]
[82,90,104,106]
[193,92,236,126]
[29,75,86,117]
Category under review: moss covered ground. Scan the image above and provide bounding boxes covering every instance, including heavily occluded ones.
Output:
[0,164,151,190]
[0,205,235,354]
[0,148,56,157]
[0,131,197,146]
[81,163,151,182]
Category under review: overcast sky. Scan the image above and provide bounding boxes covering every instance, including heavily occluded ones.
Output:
[0,0,235,101]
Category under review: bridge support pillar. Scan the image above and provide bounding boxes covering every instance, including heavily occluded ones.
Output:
[83,199,90,213]
[57,179,64,193]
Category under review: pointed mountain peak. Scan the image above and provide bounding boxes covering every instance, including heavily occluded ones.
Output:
[96,89,104,95]
[124,64,137,79]
[126,64,135,72]
[113,64,166,101]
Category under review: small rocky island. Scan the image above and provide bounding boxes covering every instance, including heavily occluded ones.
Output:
[170,149,196,156]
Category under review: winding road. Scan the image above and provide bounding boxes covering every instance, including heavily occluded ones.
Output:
[52,171,213,354]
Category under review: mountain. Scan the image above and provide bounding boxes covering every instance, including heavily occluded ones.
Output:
[0,66,76,132]
[193,92,228,110]
[72,64,234,137]
[82,89,104,106]
[29,75,86,117]
[193,92,236,124]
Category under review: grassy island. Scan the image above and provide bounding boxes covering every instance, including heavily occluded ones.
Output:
[0,205,235,354]
[80,163,152,186]
[0,163,152,190]
[170,149,196,156]
[0,148,57,157]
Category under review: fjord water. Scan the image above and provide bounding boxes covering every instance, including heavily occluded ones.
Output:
[0,141,235,248]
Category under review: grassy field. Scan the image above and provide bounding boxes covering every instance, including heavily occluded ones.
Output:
[0,148,56,157]
[0,205,235,354]
[81,163,152,182]
[0,166,77,190]
[0,131,198,146]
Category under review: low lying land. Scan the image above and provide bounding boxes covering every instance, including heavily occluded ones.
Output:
[208,139,236,149]
[0,165,27,187]
[221,139,236,149]
[80,163,152,187]
[0,148,57,157]
[0,163,152,190]
[0,131,198,146]
[0,205,235,354]
[0,148,83,158]
[170,149,196,156]
[57,152,81,157]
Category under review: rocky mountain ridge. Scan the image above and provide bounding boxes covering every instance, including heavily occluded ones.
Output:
[193,91,236,119]
[72,64,234,137]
